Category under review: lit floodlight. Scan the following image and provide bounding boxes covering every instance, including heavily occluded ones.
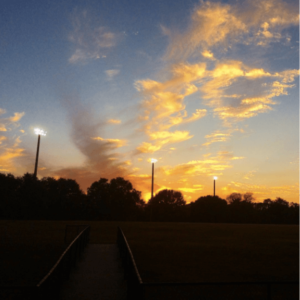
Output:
[34,128,46,136]
[151,158,158,163]
[33,128,46,178]
[214,176,218,180]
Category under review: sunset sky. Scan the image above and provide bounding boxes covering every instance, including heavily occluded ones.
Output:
[0,0,299,203]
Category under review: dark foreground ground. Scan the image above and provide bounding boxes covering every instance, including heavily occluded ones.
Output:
[0,221,298,296]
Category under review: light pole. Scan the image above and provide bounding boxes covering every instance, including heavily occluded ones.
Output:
[151,158,157,200]
[33,128,46,178]
[150,158,157,221]
[213,176,218,197]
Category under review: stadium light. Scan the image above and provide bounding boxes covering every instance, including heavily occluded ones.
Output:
[33,128,46,178]
[213,176,218,197]
[150,158,157,221]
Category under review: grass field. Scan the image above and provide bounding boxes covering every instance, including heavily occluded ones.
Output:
[0,220,298,286]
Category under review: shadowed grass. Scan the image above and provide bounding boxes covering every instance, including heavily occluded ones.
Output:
[0,221,298,286]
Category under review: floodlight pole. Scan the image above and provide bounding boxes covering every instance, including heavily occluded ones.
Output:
[214,179,216,197]
[151,162,154,200]
[34,134,41,178]
[150,162,154,221]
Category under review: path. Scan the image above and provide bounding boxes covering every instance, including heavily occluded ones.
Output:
[59,244,127,300]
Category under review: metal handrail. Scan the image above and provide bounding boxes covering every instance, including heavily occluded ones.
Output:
[117,227,299,300]
[117,226,143,284]
[117,226,144,299]
[0,224,90,300]
[37,224,90,287]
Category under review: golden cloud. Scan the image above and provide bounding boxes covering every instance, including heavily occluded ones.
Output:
[164,1,247,60]
[136,142,162,154]
[129,174,151,179]
[137,130,193,153]
[203,131,232,146]
[107,119,121,124]
[92,136,127,148]
[0,147,25,172]
[163,151,242,177]
[202,50,214,59]
[135,62,207,153]
[178,187,204,193]
[214,103,273,120]
[199,61,298,124]
[0,110,25,132]
[164,0,298,60]
[9,112,25,122]
[0,136,7,144]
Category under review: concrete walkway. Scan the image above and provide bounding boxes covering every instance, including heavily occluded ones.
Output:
[59,244,127,300]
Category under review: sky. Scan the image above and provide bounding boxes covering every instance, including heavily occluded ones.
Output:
[0,0,299,203]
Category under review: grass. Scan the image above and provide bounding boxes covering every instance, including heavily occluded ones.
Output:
[0,221,298,286]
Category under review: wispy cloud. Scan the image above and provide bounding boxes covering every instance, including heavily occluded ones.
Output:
[162,151,243,177]
[105,69,120,80]
[203,130,232,146]
[133,0,298,157]
[92,136,127,148]
[136,130,193,153]
[200,64,298,125]
[0,109,25,132]
[0,109,26,172]
[135,63,207,153]
[68,9,118,64]
[107,119,121,124]
[163,0,299,60]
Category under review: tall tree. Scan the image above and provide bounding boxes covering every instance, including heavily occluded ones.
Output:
[148,189,186,221]
[190,195,227,223]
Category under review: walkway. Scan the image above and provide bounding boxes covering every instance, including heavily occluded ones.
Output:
[59,244,127,300]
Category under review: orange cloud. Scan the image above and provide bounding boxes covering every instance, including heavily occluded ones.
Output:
[162,151,243,177]
[199,61,298,124]
[164,0,298,60]
[154,0,298,127]
[107,119,121,124]
[0,136,7,144]
[135,62,207,153]
[0,147,25,172]
[137,130,193,153]
[92,137,127,148]
[178,186,204,193]
[0,109,25,132]
[136,142,162,154]
[129,174,151,179]
[8,112,25,122]
[202,50,214,59]
[203,131,232,146]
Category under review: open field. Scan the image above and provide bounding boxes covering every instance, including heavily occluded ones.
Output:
[0,221,298,286]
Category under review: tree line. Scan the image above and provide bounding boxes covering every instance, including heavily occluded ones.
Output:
[0,173,298,224]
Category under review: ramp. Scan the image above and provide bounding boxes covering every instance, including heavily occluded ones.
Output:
[59,244,127,300]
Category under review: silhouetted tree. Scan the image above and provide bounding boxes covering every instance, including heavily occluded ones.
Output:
[0,173,22,219]
[147,189,186,221]
[267,197,290,224]
[190,195,227,223]
[41,177,85,220]
[227,192,255,223]
[87,177,143,220]
[87,178,110,220]
[1,171,298,223]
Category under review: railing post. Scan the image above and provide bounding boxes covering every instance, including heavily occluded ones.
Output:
[267,283,271,300]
